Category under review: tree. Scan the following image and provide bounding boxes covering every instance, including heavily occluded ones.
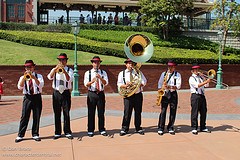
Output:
[211,0,240,55]
[139,0,193,40]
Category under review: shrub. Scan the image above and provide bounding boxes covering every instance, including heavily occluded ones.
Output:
[1,30,239,64]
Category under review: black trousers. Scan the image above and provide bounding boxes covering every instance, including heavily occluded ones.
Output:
[190,93,207,130]
[53,90,72,135]
[121,92,143,132]
[87,91,106,132]
[18,94,42,137]
[158,91,178,131]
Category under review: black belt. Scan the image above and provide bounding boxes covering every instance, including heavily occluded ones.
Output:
[24,93,41,96]
[54,89,70,92]
[192,93,204,96]
[89,90,103,94]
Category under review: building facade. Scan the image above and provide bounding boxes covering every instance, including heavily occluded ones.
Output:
[0,0,214,25]
[0,0,38,24]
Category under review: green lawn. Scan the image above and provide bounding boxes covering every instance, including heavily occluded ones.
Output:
[0,39,125,65]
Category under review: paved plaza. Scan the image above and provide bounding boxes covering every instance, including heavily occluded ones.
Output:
[0,87,240,160]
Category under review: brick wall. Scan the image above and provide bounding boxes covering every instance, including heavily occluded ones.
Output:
[0,64,239,96]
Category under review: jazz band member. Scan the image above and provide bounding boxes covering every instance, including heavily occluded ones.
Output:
[84,56,109,137]
[47,53,74,140]
[15,60,44,143]
[117,58,147,136]
[189,63,211,135]
[157,60,181,135]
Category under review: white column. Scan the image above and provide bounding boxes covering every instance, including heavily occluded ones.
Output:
[32,0,38,24]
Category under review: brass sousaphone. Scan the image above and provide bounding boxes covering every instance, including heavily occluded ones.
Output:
[118,34,154,97]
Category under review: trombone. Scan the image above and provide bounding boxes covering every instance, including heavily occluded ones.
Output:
[199,69,229,89]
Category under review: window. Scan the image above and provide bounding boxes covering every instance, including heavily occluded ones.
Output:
[7,0,25,4]
[18,5,25,18]
[7,5,15,18]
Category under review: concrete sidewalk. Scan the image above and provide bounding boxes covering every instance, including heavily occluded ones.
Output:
[0,87,240,160]
[0,117,239,160]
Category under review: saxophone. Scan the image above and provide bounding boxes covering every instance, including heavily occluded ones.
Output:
[156,71,168,106]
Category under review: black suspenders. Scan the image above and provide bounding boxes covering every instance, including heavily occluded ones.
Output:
[89,69,104,91]
[24,73,39,94]
[164,71,177,85]
[192,75,203,93]
[123,70,126,84]
[54,67,70,88]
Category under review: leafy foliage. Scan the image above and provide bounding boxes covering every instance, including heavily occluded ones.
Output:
[1,30,240,64]
[139,0,193,39]
[211,0,240,54]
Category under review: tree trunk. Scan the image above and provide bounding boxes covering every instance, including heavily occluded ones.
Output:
[222,29,228,55]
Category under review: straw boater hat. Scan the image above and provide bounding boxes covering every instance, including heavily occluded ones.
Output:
[191,63,201,69]
[167,60,177,66]
[90,56,102,63]
[124,58,134,63]
[24,60,36,67]
[57,53,68,60]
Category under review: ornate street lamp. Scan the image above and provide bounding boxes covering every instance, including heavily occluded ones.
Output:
[216,30,224,89]
[71,21,80,96]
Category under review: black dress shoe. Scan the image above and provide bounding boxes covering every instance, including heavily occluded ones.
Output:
[200,128,211,133]
[34,138,41,141]
[136,130,145,135]
[119,131,126,136]
[192,130,198,135]
[53,135,61,140]
[169,130,175,135]
[66,135,73,139]
[100,131,108,136]
[101,133,108,136]
[158,130,164,135]
[88,133,94,137]
[15,138,23,143]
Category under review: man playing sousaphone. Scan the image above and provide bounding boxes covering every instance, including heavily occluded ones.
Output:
[47,53,74,140]
[157,60,181,135]
[15,60,44,143]
[117,58,147,136]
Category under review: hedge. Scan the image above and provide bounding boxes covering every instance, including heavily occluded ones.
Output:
[1,30,240,64]
[1,22,239,55]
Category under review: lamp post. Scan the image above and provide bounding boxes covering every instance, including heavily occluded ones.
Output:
[71,21,80,96]
[216,30,224,89]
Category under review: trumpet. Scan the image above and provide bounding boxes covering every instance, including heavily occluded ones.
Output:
[199,69,229,89]
[57,67,63,74]
[56,63,64,74]
[24,72,32,81]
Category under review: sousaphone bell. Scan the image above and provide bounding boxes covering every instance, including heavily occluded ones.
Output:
[118,34,154,97]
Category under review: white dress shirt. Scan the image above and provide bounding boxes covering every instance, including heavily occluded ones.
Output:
[189,73,209,94]
[117,69,147,94]
[47,66,73,90]
[17,72,44,95]
[158,71,181,92]
[84,68,108,91]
